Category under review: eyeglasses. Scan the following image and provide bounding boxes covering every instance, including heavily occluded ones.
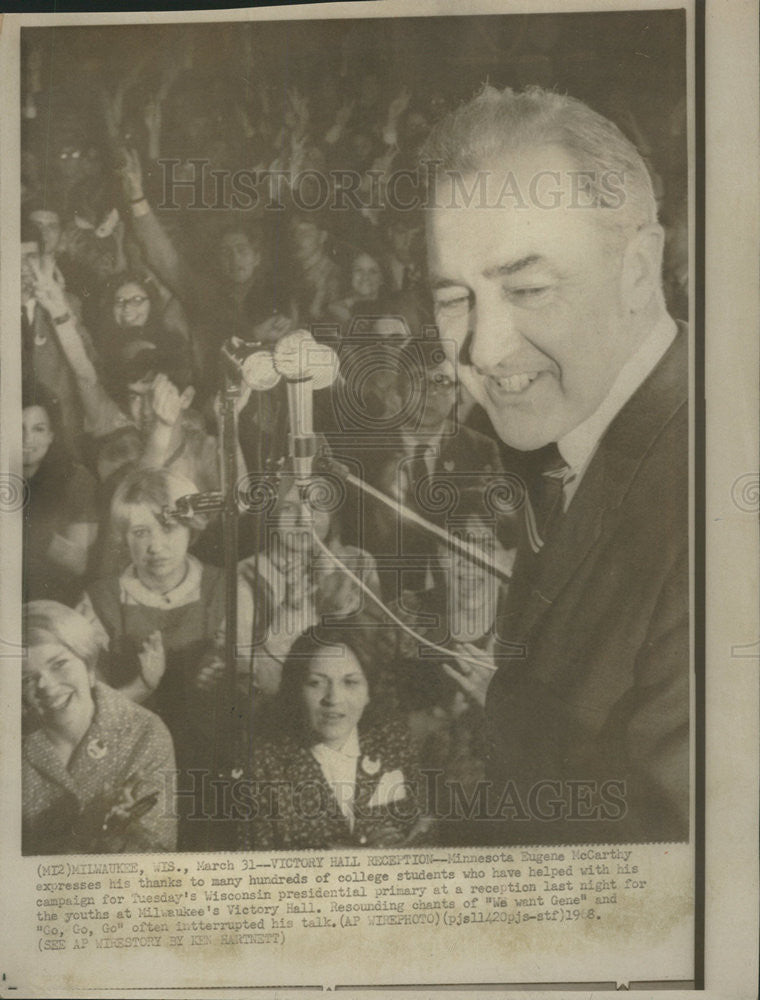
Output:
[114,295,149,308]
[426,372,457,391]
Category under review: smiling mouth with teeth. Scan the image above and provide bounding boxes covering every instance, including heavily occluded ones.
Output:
[493,372,540,393]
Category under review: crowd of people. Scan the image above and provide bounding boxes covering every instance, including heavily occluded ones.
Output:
[19,26,688,854]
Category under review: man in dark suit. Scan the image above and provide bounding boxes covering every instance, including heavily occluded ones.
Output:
[421,86,689,844]
[340,339,505,602]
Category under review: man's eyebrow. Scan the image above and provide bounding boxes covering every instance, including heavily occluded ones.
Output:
[429,254,545,288]
[429,277,467,291]
[483,254,543,279]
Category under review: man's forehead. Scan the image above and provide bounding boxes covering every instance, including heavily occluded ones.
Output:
[427,183,608,279]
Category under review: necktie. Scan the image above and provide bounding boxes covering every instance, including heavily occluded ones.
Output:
[403,443,435,591]
[525,444,572,553]
[406,443,430,510]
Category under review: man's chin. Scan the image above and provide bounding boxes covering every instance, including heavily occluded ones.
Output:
[486,409,559,452]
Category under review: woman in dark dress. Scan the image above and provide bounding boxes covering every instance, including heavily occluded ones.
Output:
[237,625,430,851]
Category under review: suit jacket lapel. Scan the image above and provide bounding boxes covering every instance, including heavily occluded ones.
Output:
[506,325,688,644]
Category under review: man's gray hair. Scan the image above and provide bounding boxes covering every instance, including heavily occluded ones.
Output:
[421,85,658,244]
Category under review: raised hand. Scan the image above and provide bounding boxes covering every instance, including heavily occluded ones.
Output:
[29,257,68,319]
[115,145,144,202]
[100,86,124,143]
[334,98,356,129]
[288,88,309,124]
[150,373,185,428]
[387,85,412,123]
[143,96,163,139]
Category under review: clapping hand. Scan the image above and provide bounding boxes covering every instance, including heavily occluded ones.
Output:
[443,639,497,708]
[195,655,226,692]
[137,630,166,692]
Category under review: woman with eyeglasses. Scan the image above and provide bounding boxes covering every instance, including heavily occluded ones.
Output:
[96,271,193,390]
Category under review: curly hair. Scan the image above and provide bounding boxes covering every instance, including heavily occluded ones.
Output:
[267,623,397,743]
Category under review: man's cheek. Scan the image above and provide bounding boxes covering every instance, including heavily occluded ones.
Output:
[459,365,488,405]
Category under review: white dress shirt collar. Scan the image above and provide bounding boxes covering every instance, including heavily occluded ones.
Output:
[119,554,202,609]
[311,728,362,829]
[557,314,678,506]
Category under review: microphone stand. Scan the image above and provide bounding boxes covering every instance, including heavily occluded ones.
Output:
[216,372,241,772]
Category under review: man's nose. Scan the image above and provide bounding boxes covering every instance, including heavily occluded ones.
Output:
[468,298,523,372]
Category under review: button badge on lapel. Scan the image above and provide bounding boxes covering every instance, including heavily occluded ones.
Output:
[361,755,381,775]
[86,738,108,760]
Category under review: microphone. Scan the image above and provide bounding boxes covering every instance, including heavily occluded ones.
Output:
[220,340,281,390]
[222,331,339,483]
[221,330,339,391]
[274,331,339,483]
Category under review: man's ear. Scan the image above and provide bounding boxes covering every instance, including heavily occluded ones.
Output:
[179,385,196,409]
[620,223,665,312]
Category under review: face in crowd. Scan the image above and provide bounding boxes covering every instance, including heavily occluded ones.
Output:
[23,641,94,725]
[28,210,62,257]
[124,373,194,436]
[402,354,457,435]
[442,516,513,605]
[388,223,422,266]
[300,644,370,750]
[351,253,383,301]
[22,405,55,476]
[272,482,331,561]
[427,143,660,451]
[217,231,261,286]
[113,281,151,330]
[290,219,327,264]
[123,502,192,592]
